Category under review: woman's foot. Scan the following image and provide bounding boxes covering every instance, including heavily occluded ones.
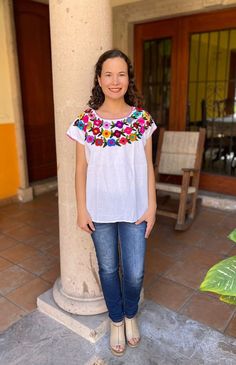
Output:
[110,320,126,356]
[125,316,141,348]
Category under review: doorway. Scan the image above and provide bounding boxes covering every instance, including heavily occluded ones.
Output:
[134,8,236,195]
[14,0,56,183]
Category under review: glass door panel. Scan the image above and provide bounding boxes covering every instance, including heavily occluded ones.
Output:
[188,29,236,176]
[142,38,171,128]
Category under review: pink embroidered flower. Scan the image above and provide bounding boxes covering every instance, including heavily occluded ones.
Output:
[119,137,128,145]
[138,118,145,126]
[103,121,111,129]
[124,127,132,135]
[140,126,145,134]
[92,127,100,135]
[82,114,89,123]
[95,138,103,146]
[86,135,94,143]
[114,130,121,138]
[94,119,102,127]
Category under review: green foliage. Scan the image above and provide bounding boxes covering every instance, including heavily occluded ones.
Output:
[228,228,236,243]
[199,229,236,305]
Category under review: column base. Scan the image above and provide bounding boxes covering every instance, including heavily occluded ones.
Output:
[17,186,33,202]
[53,277,108,315]
[37,287,108,343]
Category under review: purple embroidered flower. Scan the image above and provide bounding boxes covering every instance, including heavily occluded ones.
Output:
[115,121,123,128]
[107,138,116,146]
[103,121,111,129]
[86,135,94,143]
[114,130,121,138]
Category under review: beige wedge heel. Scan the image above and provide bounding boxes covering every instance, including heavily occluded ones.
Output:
[125,316,141,348]
[110,320,126,356]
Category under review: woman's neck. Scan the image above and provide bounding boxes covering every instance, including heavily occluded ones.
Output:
[98,99,131,117]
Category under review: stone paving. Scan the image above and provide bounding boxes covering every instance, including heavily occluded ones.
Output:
[1,300,236,365]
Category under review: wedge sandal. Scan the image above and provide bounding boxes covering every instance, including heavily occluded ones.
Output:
[110,320,126,356]
[125,316,141,348]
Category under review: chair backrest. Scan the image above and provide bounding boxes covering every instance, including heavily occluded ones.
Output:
[156,128,206,176]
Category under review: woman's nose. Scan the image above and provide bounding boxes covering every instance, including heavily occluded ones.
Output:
[111,75,119,85]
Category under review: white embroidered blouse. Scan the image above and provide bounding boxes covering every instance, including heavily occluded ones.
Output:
[67,107,157,223]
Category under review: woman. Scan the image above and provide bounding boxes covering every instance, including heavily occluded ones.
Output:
[67,49,157,356]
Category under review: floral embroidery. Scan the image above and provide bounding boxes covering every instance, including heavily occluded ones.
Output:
[73,107,154,148]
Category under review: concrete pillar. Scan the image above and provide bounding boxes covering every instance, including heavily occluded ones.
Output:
[49,0,112,315]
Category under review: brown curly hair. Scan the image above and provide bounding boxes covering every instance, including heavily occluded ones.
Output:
[88,49,142,110]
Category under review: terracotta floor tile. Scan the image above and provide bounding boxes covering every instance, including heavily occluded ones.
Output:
[180,292,235,332]
[146,277,194,311]
[6,277,50,312]
[46,244,60,257]
[226,245,236,257]
[195,233,234,256]
[6,225,43,242]
[0,243,38,263]
[152,238,190,260]
[143,272,159,291]
[0,235,19,252]
[44,221,59,236]
[181,247,225,267]
[40,263,60,283]
[0,265,35,295]
[25,233,59,251]
[164,260,209,289]
[19,251,58,275]
[0,217,25,233]
[225,313,236,337]
[0,297,26,332]
[145,250,175,275]
[0,257,13,271]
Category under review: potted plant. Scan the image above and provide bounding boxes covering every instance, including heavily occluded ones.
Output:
[200,229,236,305]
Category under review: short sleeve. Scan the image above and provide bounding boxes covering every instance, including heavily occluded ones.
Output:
[66,113,88,145]
[144,111,157,140]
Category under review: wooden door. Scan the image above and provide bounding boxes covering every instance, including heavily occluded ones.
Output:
[134,8,236,195]
[14,0,56,182]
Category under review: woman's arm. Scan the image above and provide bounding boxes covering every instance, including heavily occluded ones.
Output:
[135,137,156,238]
[75,142,95,233]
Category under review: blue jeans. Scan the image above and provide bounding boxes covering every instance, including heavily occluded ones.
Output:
[91,222,146,322]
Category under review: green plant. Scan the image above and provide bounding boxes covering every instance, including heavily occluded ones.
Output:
[200,228,236,305]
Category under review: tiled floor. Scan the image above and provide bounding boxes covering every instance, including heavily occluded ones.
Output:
[0,191,236,339]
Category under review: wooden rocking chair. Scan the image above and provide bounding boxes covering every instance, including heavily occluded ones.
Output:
[155,128,206,230]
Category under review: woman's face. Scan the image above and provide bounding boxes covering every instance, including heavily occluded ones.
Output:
[98,57,129,101]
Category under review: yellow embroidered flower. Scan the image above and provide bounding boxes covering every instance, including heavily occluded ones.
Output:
[102,130,111,139]
[143,111,149,119]
[78,112,84,119]
[87,122,93,129]
[129,133,137,142]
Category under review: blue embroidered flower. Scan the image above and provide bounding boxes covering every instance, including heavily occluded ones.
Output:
[107,138,116,147]
[77,120,85,130]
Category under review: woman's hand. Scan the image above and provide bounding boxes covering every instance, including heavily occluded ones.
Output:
[135,206,156,239]
[77,209,95,234]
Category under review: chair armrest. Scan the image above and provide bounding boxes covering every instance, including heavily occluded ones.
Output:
[182,168,199,173]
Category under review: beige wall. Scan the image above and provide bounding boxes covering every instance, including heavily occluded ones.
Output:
[0,0,14,124]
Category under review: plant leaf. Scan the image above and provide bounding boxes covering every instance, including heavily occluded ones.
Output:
[228,229,236,244]
[199,256,236,296]
[220,295,236,305]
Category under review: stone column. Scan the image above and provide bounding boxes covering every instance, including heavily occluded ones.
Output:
[49,0,112,315]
